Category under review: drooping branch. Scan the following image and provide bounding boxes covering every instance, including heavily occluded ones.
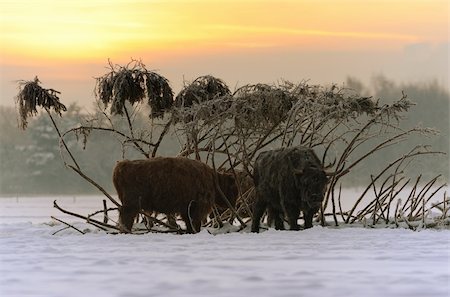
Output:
[96,59,174,118]
[15,77,67,130]
[14,76,122,209]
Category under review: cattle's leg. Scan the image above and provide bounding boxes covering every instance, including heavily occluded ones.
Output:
[167,214,178,229]
[266,208,274,227]
[119,205,139,233]
[285,205,300,230]
[268,207,284,230]
[251,197,267,233]
[303,207,318,229]
[191,218,202,234]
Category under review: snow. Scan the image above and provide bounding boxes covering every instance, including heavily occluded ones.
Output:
[0,196,449,297]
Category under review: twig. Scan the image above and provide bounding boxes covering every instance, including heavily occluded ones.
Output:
[152,119,172,157]
[347,149,438,223]
[215,130,247,227]
[394,199,401,227]
[103,200,108,224]
[51,216,85,235]
[331,186,339,226]
[53,200,119,231]
[46,108,80,170]
[124,105,149,158]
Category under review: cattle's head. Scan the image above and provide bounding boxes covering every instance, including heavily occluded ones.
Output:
[293,165,328,209]
[216,172,239,209]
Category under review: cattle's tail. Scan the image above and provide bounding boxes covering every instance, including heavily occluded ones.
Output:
[187,200,197,233]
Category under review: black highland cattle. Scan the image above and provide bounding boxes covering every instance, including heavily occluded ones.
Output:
[251,146,330,232]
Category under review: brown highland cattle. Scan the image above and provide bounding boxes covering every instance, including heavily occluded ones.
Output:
[113,157,238,233]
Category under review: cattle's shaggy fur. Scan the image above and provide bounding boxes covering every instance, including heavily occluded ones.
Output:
[113,157,238,233]
[251,146,329,233]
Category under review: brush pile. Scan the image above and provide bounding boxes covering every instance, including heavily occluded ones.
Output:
[15,77,67,130]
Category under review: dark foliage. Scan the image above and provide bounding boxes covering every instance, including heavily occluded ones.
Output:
[15,77,67,130]
[145,72,174,118]
[175,75,231,108]
[95,61,173,118]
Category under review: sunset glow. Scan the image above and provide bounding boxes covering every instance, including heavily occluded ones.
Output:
[1,0,447,62]
[0,0,448,108]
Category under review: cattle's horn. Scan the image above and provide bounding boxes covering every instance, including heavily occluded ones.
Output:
[293,168,303,175]
[324,169,338,176]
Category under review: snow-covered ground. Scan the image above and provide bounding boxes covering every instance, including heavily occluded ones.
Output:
[0,196,449,297]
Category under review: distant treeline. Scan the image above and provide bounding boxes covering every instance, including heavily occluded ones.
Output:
[345,75,449,185]
[0,76,448,196]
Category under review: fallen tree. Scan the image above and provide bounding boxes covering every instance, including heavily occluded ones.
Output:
[14,60,448,233]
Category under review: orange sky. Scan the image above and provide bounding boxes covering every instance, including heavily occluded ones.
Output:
[0,0,448,107]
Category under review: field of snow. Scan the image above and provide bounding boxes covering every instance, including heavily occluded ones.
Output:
[0,196,449,297]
